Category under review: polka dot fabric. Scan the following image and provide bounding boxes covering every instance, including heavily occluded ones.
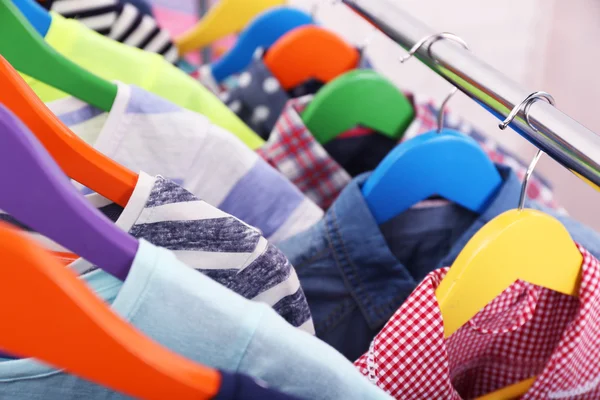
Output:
[355,244,600,399]
[220,60,291,139]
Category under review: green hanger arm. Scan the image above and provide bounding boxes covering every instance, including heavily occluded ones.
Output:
[0,0,117,111]
[301,69,415,145]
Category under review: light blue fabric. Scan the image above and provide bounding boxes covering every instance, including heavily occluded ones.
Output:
[0,240,391,400]
[279,164,600,361]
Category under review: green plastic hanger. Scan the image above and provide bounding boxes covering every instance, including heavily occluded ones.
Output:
[301,69,415,145]
[0,0,117,111]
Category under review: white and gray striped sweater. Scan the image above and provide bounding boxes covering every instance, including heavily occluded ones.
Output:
[0,173,315,334]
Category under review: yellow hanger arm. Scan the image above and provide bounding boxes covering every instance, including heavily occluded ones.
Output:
[176,0,286,55]
[437,209,582,338]
[436,209,583,399]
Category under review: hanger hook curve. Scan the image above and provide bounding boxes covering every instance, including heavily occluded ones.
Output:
[312,0,341,17]
[399,32,469,133]
[399,32,469,64]
[501,91,556,210]
[499,91,555,132]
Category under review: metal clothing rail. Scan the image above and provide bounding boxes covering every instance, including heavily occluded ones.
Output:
[343,0,600,189]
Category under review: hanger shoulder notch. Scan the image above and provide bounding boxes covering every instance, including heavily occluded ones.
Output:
[302,69,414,144]
[437,208,583,338]
[264,25,360,90]
[363,131,502,224]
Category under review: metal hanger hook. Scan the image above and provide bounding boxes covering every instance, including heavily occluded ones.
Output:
[503,91,556,210]
[436,87,458,133]
[519,150,544,211]
[399,32,469,64]
[312,0,340,17]
[499,91,555,132]
[359,27,378,52]
[399,32,469,133]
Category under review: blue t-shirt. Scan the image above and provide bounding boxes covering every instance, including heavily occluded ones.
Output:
[0,240,391,400]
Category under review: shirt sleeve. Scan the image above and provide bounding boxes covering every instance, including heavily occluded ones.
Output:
[237,308,393,400]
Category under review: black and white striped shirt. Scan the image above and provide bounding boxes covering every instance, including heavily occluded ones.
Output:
[38,0,179,63]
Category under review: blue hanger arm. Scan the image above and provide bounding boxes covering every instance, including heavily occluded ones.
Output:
[362,130,503,224]
[0,104,138,280]
[12,0,51,37]
[211,7,313,82]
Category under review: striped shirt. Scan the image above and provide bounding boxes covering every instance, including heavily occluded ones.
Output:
[46,83,324,244]
[37,0,178,63]
[0,172,314,333]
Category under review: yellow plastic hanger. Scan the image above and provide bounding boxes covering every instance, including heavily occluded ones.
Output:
[436,93,584,399]
[176,0,285,55]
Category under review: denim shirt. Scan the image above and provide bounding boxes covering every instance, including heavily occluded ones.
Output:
[278,165,600,361]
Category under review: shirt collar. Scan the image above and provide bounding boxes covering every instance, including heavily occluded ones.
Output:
[325,172,419,328]
[324,164,522,328]
[438,164,521,267]
[260,95,351,209]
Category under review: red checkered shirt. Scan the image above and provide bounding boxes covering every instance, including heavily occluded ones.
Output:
[257,96,352,209]
[355,244,600,399]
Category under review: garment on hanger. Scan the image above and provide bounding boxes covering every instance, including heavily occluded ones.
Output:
[1,172,314,333]
[120,0,154,17]
[278,165,600,361]
[257,95,351,210]
[323,94,560,210]
[219,59,291,138]
[36,0,178,63]
[208,53,373,138]
[355,244,600,399]
[24,13,263,149]
[46,83,323,243]
[0,239,391,400]
[257,91,558,212]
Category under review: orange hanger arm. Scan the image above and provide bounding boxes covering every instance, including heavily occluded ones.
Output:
[264,26,360,90]
[0,222,220,399]
[0,56,136,207]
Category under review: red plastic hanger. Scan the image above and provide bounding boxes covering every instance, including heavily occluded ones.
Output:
[264,25,360,90]
[0,222,221,399]
[0,56,136,207]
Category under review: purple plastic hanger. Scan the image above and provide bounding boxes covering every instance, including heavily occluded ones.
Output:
[0,104,138,280]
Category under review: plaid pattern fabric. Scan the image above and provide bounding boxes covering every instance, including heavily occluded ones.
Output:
[355,244,600,399]
[403,95,562,212]
[257,96,351,209]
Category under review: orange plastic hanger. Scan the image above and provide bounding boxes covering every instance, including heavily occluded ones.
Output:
[0,222,220,399]
[264,26,360,90]
[0,56,136,207]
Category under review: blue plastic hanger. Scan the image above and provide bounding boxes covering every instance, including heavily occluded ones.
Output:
[12,0,51,37]
[362,32,502,224]
[362,129,503,224]
[210,6,313,82]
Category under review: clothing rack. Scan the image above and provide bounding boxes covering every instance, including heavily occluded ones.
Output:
[343,0,600,189]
